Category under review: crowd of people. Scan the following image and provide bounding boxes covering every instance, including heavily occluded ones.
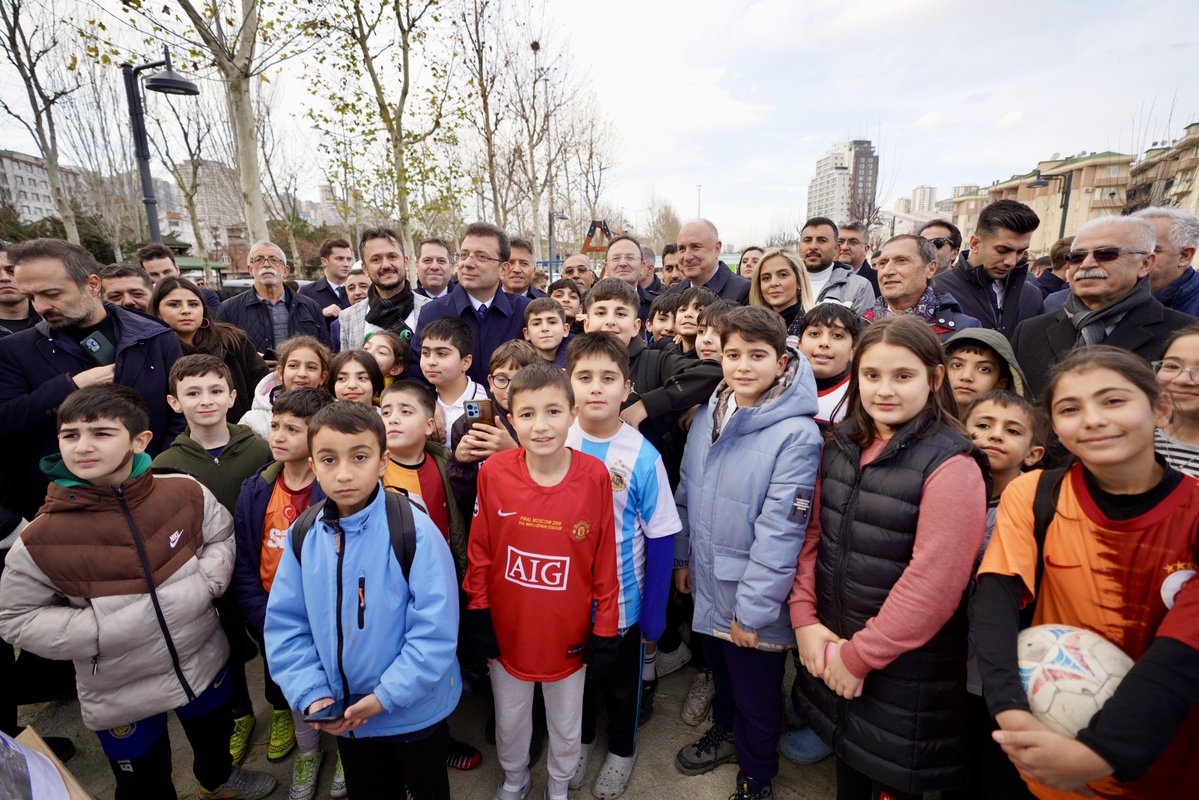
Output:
[0,200,1196,800]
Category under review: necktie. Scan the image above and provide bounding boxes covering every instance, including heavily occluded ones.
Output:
[336,285,348,304]
[477,303,488,320]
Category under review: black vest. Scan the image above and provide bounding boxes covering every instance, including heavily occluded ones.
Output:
[795,409,989,793]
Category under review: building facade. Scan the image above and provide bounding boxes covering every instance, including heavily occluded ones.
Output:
[0,150,83,223]
[807,139,879,225]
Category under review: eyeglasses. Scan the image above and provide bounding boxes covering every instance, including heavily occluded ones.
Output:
[1153,361,1199,381]
[927,237,954,249]
[836,238,864,246]
[1064,247,1148,266]
[456,251,503,265]
[605,255,643,264]
[489,373,512,389]
[249,256,286,267]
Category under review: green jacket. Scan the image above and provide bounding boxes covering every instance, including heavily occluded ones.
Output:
[424,440,468,580]
[152,423,273,513]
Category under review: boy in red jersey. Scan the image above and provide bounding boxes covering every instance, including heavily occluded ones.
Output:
[464,363,620,800]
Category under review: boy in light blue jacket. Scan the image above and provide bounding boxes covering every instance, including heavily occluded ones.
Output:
[265,401,461,800]
[672,306,822,800]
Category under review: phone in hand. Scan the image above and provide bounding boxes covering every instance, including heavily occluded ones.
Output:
[303,699,345,723]
[464,399,495,429]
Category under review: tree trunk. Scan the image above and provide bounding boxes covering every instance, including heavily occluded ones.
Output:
[225,77,270,242]
[183,191,214,286]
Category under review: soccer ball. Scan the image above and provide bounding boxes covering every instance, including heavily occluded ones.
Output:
[1017,624,1134,737]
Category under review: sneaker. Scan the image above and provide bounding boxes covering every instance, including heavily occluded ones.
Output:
[675,725,736,776]
[330,753,347,799]
[229,714,256,767]
[638,680,656,728]
[268,709,297,762]
[446,737,483,770]
[729,776,773,799]
[592,752,636,799]
[198,767,278,799]
[569,740,597,789]
[288,750,322,800]
[655,641,691,678]
[783,697,805,729]
[492,776,532,800]
[681,670,714,726]
[778,727,832,766]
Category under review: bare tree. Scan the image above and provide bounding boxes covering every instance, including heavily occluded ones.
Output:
[456,0,514,226]
[254,83,306,269]
[0,0,81,242]
[150,92,219,283]
[644,193,682,254]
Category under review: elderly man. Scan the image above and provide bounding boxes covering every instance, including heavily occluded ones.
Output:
[1013,216,1194,396]
[837,221,879,294]
[640,244,664,293]
[338,227,432,351]
[798,217,875,314]
[299,236,355,325]
[415,236,455,299]
[1132,207,1199,316]
[408,222,531,385]
[933,199,1044,340]
[666,219,751,303]
[562,254,597,295]
[217,240,328,355]
[0,238,184,518]
[917,219,963,276]
[865,234,980,339]
[100,264,154,312]
[135,243,221,313]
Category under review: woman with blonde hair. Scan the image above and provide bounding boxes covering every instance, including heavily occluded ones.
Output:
[748,248,814,330]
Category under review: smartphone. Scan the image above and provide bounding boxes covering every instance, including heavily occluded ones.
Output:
[303,699,345,723]
[464,398,495,429]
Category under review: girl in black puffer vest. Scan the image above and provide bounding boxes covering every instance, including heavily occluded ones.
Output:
[789,316,990,799]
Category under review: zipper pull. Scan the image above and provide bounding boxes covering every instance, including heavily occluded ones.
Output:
[358,577,366,629]
[91,655,99,676]
[335,524,344,555]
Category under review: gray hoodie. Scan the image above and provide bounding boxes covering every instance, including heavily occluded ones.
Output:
[945,327,1031,400]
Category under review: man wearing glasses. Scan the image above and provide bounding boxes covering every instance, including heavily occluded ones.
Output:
[916,219,962,277]
[933,200,1044,340]
[836,221,879,295]
[407,222,532,385]
[1013,216,1193,396]
[217,240,329,357]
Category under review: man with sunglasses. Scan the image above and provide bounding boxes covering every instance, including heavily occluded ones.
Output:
[932,200,1044,341]
[1013,216,1193,396]
[916,219,962,276]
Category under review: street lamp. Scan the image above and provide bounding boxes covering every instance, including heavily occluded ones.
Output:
[548,210,567,271]
[121,46,199,243]
[1027,170,1074,239]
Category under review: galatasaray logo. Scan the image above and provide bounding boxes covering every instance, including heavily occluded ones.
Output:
[571,519,592,542]
[1161,562,1196,610]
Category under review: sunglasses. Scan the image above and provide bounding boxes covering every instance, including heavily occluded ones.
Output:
[1064,247,1148,266]
[928,237,954,249]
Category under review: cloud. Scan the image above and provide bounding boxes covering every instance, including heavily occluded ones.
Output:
[994,111,1026,131]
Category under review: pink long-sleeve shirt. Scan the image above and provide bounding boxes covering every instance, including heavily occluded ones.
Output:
[789,438,986,679]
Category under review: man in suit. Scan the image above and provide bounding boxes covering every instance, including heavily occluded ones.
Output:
[666,218,751,304]
[1014,215,1194,397]
[299,237,355,327]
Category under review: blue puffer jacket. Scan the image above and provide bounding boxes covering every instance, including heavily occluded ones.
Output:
[674,351,823,647]
[264,484,462,736]
[1154,267,1199,317]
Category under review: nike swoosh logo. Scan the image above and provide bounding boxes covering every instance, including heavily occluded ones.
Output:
[1044,555,1082,569]
[498,510,517,517]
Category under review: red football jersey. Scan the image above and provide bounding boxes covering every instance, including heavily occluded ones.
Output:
[464,447,619,681]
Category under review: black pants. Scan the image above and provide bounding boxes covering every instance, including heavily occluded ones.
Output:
[942,693,1034,800]
[248,626,289,711]
[581,624,643,757]
[835,757,920,800]
[705,636,786,784]
[216,593,254,715]
[338,721,451,800]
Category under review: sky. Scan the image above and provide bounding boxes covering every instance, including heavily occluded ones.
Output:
[3,0,1198,248]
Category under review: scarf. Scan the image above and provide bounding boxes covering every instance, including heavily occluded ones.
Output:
[364,283,415,334]
[867,284,943,324]
[1062,278,1151,347]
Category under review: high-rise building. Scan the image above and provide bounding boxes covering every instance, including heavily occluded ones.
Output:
[807,139,879,224]
[911,184,937,213]
[895,197,912,214]
[952,184,980,198]
[0,150,83,223]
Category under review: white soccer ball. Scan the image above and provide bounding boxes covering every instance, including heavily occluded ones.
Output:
[1017,624,1134,737]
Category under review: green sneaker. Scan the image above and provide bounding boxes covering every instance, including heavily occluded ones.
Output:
[198,767,278,799]
[288,750,322,800]
[330,753,347,799]
[230,714,256,767]
[267,709,297,762]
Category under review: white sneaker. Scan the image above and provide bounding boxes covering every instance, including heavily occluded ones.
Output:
[570,740,597,789]
[681,669,714,726]
[493,776,533,800]
[655,641,692,678]
[330,752,347,799]
[288,750,322,800]
[592,752,636,799]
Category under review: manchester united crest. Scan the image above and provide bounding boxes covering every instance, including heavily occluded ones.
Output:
[571,519,591,542]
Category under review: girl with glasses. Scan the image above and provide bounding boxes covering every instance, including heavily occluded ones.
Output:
[1154,323,1199,476]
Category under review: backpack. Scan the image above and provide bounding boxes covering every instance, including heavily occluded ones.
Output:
[290,490,418,581]
[1020,465,1069,627]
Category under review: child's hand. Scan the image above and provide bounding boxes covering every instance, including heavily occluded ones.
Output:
[795,623,839,677]
[993,727,1112,792]
[730,620,759,648]
[344,694,385,728]
[620,400,648,429]
[995,709,1052,734]
[678,405,700,432]
[822,640,862,699]
[305,697,348,735]
[673,567,692,594]
[432,405,447,443]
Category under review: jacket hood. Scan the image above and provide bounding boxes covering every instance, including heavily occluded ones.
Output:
[166,423,263,460]
[945,327,1030,400]
[711,346,819,436]
[250,371,283,412]
[40,451,153,488]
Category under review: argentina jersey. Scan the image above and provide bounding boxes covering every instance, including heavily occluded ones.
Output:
[567,421,681,631]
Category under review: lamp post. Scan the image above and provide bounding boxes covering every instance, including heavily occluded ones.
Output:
[121,46,199,243]
[548,210,567,273]
[1027,170,1074,239]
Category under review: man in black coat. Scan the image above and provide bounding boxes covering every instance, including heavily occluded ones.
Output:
[665,219,751,304]
[217,240,330,357]
[298,236,355,330]
[933,199,1044,340]
[1013,216,1193,397]
[837,221,880,295]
